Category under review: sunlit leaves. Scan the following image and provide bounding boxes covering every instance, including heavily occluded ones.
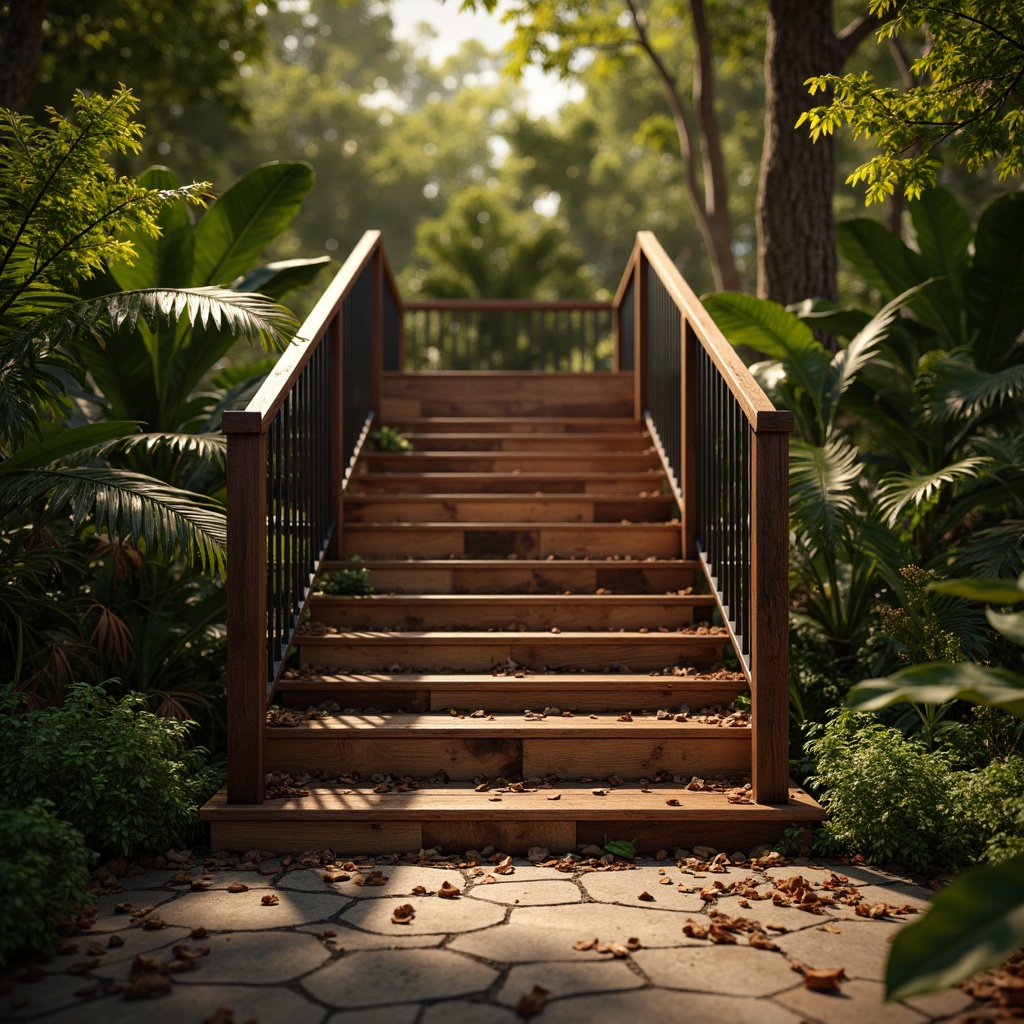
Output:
[799,2,1024,202]
[877,458,991,526]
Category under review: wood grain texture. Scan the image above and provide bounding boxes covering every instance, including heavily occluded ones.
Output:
[225,431,268,803]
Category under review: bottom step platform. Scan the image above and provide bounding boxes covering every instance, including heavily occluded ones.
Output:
[201,782,825,857]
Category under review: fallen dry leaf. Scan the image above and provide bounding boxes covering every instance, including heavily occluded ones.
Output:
[709,925,737,945]
[573,938,599,951]
[391,903,415,924]
[516,985,549,1017]
[790,960,846,992]
[683,919,708,939]
[260,894,280,906]
[437,881,461,899]
[482,875,497,884]
[226,883,249,893]
[495,856,514,875]
[637,891,655,902]
[748,930,779,951]
[411,885,428,895]
[626,936,641,951]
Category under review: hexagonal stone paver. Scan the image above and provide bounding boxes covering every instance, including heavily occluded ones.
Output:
[467,879,581,906]
[774,919,904,982]
[155,887,348,930]
[171,929,330,984]
[281,864,467,899]
[337,894,506,935]
[447,902,704,962]
[775,977,926,1024]
[303,948,499,1008]
[632,945,796,998]
[326,1006,420,1024]
[496,958,644,1005]
[43,983,323,1024]
[420,1001,521,1024]
[295,923,443,950]
[579,870,705,911]
[523,987,808,1024]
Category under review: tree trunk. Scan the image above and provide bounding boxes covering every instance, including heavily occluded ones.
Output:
[0,0,51,111]
[756,0,838,304]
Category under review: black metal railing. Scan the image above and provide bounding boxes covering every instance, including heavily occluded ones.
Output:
[645,261,682,500]
[617,277,635,371]
[695,343,751,659]
[402,301,613,370]
[265,340,333,685]
[342,262,374,469]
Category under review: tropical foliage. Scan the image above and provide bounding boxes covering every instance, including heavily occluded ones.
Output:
[847,574,1024,1000]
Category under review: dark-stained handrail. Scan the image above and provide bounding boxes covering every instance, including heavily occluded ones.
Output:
[222,230,399,803]
[612,231,793,805]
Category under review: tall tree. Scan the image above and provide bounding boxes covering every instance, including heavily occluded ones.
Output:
[757,0,884,304]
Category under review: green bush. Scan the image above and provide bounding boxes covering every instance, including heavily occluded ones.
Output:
[0,682,221,858]
[0,800,92,966]
[808,711,1024,871]
[316,555,373,596]
[370,426,413,452]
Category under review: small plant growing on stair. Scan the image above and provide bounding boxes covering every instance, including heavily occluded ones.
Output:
[604,835,643,859]
[316,555,373,596]
[371,426,413,452]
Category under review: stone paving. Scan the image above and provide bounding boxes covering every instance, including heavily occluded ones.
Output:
[1,853,984,1024]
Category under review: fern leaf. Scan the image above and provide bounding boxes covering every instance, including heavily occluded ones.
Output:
[877,457,992,526]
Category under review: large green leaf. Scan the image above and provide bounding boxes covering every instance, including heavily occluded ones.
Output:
[848,662,1024,719]
[192,162,314,287]
[0,422,139,475]
[988,608,1024,647]
[235,256,331,302]
[965,191,1024,370]
[930,575,1024,604]
[909,187,971,315]
[838,218,960,343]
[885,852,1024,1000]
[876,457,991,526]
[108,167,196,292]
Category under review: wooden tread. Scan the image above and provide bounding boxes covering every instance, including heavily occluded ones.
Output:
[307,593,713,631]
[318,558,701,595]
[346,471,664,495]
[341,494,674,524]
[273,671,747,713]
[203,782,825,856]
[396,432,654,451]
[340,523,681,559]
[385,416,643,434]
[358,452,660,474]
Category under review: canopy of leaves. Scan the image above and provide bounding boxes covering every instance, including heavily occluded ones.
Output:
[799,0,1024,203]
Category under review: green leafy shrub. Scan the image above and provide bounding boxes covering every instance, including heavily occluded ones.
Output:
[370,426,413,452]
[0,683,220,858]
[808,710,1024,872]
[316,555,373,596]
[0,800,92,966]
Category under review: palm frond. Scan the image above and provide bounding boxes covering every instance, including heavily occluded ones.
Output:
[952,520,1024,579]
[87,432,228,470]
[790,438,864,549]
[920,351,1024,423]
[823,283,929,428]
[0,466,226,574]
[876,457,992,526]
[7,287,298,354]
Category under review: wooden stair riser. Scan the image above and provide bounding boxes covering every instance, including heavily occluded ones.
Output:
[359,453,659,474]
[295,635,726,673]
[399,433,654,452]
[381,371,635,420]
[321,560,702,596]
[341,525,681,560]
[342,495,674,524]
[307,596,714,632]
[274,678,747,714]
[387,417,642,434]
[266,734,750,782]
[347,472,664,495]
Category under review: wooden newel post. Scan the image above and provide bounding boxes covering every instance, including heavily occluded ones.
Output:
[223,412,268,804]
[750,424,791,805]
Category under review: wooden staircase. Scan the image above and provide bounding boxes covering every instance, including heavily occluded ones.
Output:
[204,370,823,856]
